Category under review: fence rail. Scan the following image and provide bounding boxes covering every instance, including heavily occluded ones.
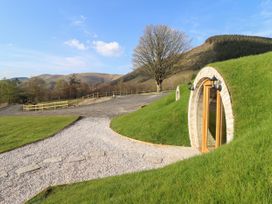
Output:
[22,89,173,111]
[23,101,68,111]
[81,89,171,99]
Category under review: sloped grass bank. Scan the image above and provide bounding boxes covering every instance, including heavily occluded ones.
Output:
[0,115,79,153]
[28,52,272,203]
[111,85,190,146]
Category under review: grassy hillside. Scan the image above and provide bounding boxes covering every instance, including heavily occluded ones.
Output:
[177,34,272,71]
[111,85,190,146]
[108,35,272,91]
[0,116,78,153]
[29,52,272,203]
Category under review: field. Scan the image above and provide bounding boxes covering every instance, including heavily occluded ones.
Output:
[28,52,272,203]
[0,115,79,153]
[111,85,190,146]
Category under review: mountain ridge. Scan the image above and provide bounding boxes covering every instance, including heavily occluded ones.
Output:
[11,72,123,86]
[107,34,272,91]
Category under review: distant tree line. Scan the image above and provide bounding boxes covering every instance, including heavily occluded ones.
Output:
[206,34,272,44]
[174,34,272,73]
[206,34,272,60]
[0,74,93,104]
[0,79,20,104]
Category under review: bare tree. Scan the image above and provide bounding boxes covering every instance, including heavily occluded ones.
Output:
[133,25,190,92]
[21,77,47,103]
[55,79,69,99]
[68,74,81,98]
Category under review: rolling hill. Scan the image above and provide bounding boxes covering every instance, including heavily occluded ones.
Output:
[10,77,29,82]
[10,73,122,87]
[37,73,122,85]
[108,34,272,91]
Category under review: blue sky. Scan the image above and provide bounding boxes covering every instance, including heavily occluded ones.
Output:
[0,0,272,78]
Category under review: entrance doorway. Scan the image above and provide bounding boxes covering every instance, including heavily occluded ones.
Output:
[201,79,226,153]
[188,67,234,151]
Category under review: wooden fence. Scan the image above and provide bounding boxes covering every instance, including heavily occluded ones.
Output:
[23,101,68,111]
[81,89,164,99]
[22,89,173,111]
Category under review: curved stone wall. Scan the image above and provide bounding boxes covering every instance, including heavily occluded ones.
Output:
[188,66,234,149]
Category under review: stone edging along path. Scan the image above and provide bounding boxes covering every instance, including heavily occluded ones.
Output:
[0,117,199,204]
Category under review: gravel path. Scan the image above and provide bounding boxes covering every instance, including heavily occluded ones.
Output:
[0,94,199,204]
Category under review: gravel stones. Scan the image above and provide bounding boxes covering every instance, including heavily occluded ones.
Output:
[66,155,86,163]
[15,164,40,175]
[0,94,199,204]
[143,155,164,164]
[43,156,62,164]
[0,171,8,178]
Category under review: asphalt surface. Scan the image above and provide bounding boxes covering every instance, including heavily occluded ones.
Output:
[0,94,167,117]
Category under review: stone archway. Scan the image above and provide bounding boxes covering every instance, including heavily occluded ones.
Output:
[188,66,234,150]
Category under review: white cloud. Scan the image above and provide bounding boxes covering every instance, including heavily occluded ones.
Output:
[71,15,87,27]
[64,39,88,50]
[70,15,98,38]
[92,41,122,57]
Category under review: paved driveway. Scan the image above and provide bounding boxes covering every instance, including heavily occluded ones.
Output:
[0,94,166,117]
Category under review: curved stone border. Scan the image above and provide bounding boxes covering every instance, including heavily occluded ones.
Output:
[110,127,188,149]
[188,66,234,148]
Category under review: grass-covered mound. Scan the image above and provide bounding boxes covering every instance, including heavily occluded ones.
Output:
[28,52,272,203]
[0,115,79,153]
[111,85,190,146]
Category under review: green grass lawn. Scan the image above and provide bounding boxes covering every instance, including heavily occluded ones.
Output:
[111,85,190,146]
[0,115,79,153]
[28,52,272,203]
